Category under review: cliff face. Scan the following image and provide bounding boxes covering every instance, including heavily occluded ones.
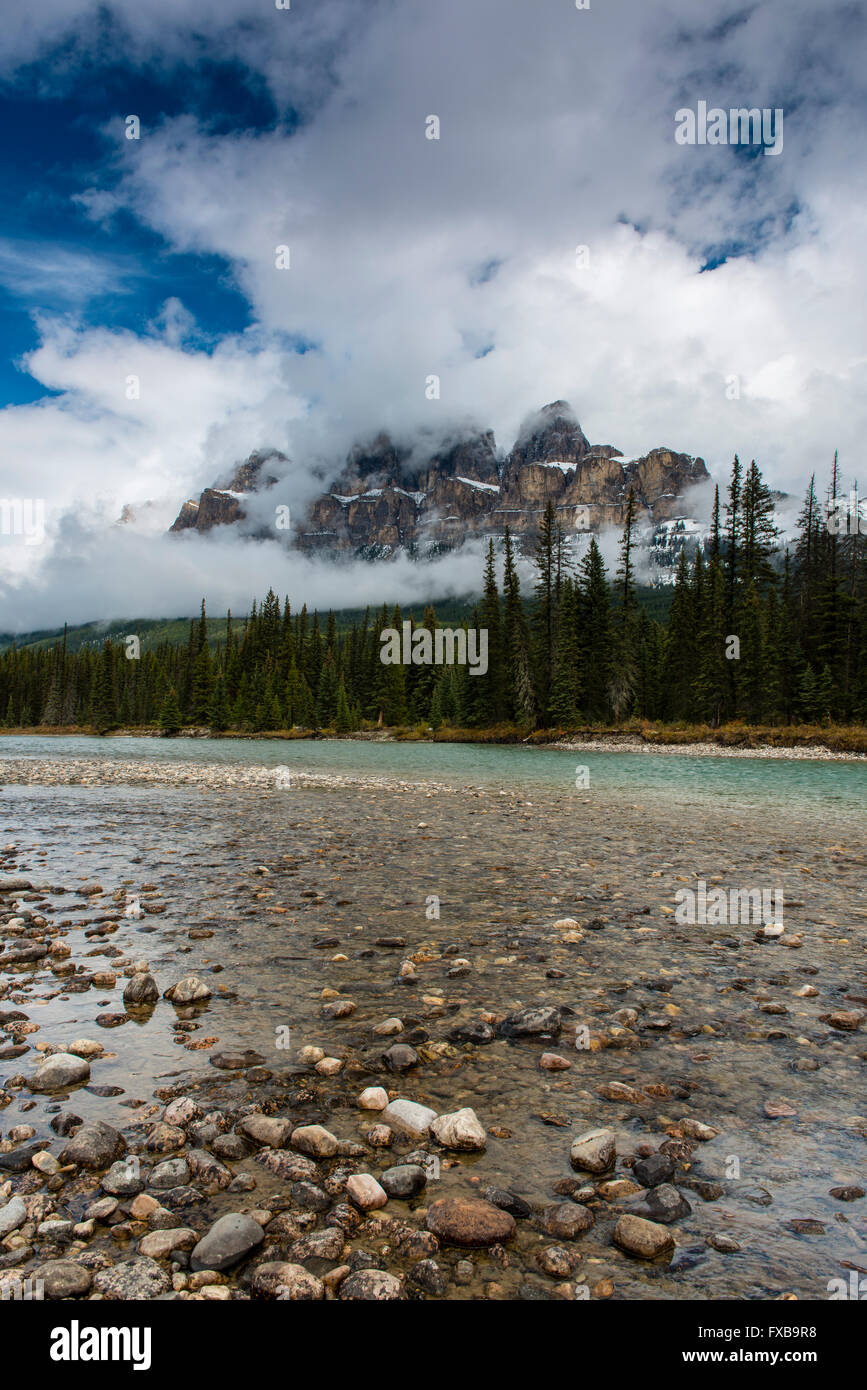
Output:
[168,402,710,560]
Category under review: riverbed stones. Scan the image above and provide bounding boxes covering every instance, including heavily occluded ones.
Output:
[358,1086,388,1110]
[190,1213,265,1272]
[148,1157,191,1189]
[381,1099,437,1138]
[380,1164,427,1199]
[569,1127,616,1174]
[209,1049,266,1071]
[291,1124,339,1158]
[430,1107,487,1152]
[425,1197,516,1247]
[613,1214,675,1259]
[93,1257,171,1300]
[627,1183,691,1224]
[59,1119,125,1169]
[252,1262,324,1300]
[123,973,159,1006]
[382,1043,419,1071]
[540,1203,594,1238]
[164,975,212,1004]
[0,1195,26,1238]
[238,1115,293,1148]
[138,1228,197,1259]
[28,1052,90,1092]
[345,1174,388,1210]
[632,1152,676,1188]
[37,1259,93,1299]
[498,1006,561,1039]
[339,1269,402,1300]
[102,1159,144,1196]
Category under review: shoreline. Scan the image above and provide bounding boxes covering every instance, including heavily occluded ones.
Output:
[1,729,866,762]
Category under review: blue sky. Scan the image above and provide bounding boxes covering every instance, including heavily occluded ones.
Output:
[0,0,865,626]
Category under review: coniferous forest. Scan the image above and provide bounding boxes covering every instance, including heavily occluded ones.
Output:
[1,456,865,738]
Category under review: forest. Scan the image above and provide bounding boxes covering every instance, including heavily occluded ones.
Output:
[1,454,864,735]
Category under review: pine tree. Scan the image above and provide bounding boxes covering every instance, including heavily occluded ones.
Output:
[159,686,183,736]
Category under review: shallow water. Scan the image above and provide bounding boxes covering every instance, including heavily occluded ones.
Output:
[1,740,866,1300]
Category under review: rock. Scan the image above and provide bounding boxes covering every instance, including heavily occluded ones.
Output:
[430,1107,487,1152]
[409,1258,446,1294]
[339,1269,402,1300]
[346,1174,388,1210]
[123,973,160,1006]
[540,1203,594,1238]
[381,1099,437,1138]
[613,1214,675,1259]
[537,1245,580,1277]
[209,1049,266,1070]
[251,1261,324,1300]
[93,1258,171,1300]
[28,1052,91,1092]
[66,1039,104,1058]
[164,975,212,1004]
[315,1057,344,1076]
[483,1187,532,1219]
[824,1010,863,1031]
[569,1127,616,1174]
[289,1228,344,1262]
[190,1213,265,1272]
[138,1228,197,1259]
[372,1018,404,1036]
[380,1164,427,1199]
[102,1159,144,1196]
[238,1115,293,1148]
[627,1183,691,1224]
[382,1044,418,1072]
[322,999,355,1020]
[707,1233,740,1253]
[148,1157,191,1190]
[498,1006,561,1039]
[830,1185,865,1202]
[679,1118,718,1141]
[145,1123,186,1154]
[37,1260,93,1299]
[290,1124,339,1159]
[632,1153,676,1188]
[59,1120,126,1169]
[425,1197,516,1248]
[163,1097,200,1127]
[447,1020,495,1045]
[0,1196,27,1238]
[359,1086,389,1110]
[540,1053,572,1070]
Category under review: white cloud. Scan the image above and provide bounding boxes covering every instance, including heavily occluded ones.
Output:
[0,0,865,628]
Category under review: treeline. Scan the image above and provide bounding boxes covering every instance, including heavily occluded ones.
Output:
[1,454,865,733]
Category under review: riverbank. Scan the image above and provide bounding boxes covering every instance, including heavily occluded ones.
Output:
[2,722,866,759]
[0,771,865,1301]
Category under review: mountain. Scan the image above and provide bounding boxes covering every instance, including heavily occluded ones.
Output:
[168,401,712,579]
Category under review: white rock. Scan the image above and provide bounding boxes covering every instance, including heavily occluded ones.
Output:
[381,1099,438,1138]
[358,1087,389,1111]
[430,1107,487,1152]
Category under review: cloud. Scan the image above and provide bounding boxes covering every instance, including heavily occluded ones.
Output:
[0,0,865,629]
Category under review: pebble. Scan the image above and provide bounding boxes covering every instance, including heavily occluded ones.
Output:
[430,1108,487,1152]
[345,1174,388,1211]
[28,1053,91,1092]
[613,1214,675,1259]
[358,1086,389,1110]
[425,1197,516,1248]
[381,1099,437,1138]
[190,1213,265,1272]
[569,1128,616,1174]
[290,1124,339,1159]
